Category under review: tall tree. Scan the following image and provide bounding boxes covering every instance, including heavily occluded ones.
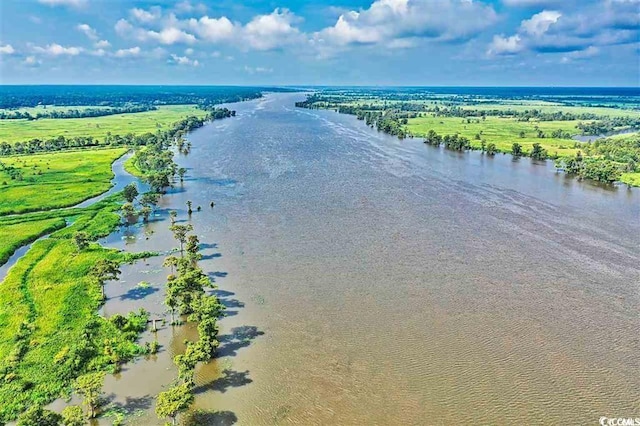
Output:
[123,183,139,203]
[170,224,193,256]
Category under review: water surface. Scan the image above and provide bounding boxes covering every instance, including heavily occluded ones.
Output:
[103,93,639,425]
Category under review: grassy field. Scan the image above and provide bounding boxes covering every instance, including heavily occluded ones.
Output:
[0,148,127,215]
[0,217,67,266]
[405,115,583,156]
[0,197,152,420]
[0,105,206,143]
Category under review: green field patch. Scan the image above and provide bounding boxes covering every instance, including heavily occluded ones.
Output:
[405,115,583,156]
[0,217,67,266]
[0,148,126,215]
[0,105,206,143]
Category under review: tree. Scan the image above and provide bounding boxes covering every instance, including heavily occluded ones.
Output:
[186,200,193,215]
[140,206,152,222]
[91,258,121,300]
[17,406,62,426]
[155,383,194,426]
[486,143,497,156]
[169,210,177,225]
[185,234,200,261]
[163,255,179,274]
[170,224,193,256]
[123,183,139,203]
[61,405,86,426]
[519,131,525,138]
[178,167,187,182]
[74,371,105,418]
[530,143,547,160]
[140,192,160,209]
[121,202,136,224]
[73,231,90,252]
[512,143,523,157]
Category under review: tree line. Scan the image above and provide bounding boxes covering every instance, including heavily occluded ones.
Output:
[0,104,156,120]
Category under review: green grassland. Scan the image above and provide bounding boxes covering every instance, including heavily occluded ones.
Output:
[0,105,206,143]
[0,217,67,266]
[0,148,127,215]
[405,115,583,156]
[0,196,152,420]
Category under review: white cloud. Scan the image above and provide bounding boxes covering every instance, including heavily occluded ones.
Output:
[23,56,42,66]
[38,0,86,7]
[188,16,236,42]
[115,19,134,36]
[171,53,199,66]
[243,8,303,51]
[0,44,15,55]
[315,0,498,50]
[520,10,561,36]
[145,27,197,45]
[184,48,194,55]
[130,7,162,24]
[77,23,99,40]
[114,46,141,57]
[33,43,82,56]
[488,34,523,55]
[95,40,111,48]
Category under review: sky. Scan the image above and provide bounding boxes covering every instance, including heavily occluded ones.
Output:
[0,0,638,86]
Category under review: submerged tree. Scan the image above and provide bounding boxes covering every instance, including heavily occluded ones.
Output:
[61,405,86,426]
[75,371,105,418]
[91,258,121,300]
[170,223,193,256]
[123,182,139,203]
[155,383,194,426]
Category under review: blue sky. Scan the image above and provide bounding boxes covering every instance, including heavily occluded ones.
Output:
[0,0,638,86]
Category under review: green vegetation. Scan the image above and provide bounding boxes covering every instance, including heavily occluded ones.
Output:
[0,217,67,265]
[0,148,126,215]
[297,89,640,186]
[0,105,206,144]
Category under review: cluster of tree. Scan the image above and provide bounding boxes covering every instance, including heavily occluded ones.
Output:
[0,104,155,120]
[0,108,235,156]
[423,130,471,151]
[0,160,23,181]
[576,117,640,136]
[156,221,225,425]
[554,151,627,183]
[0,86,273,109]
[581,135,639,169]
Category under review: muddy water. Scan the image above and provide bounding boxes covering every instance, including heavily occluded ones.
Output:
[95,93,638,425]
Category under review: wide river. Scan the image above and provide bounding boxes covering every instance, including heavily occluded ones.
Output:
[100,93,639,425]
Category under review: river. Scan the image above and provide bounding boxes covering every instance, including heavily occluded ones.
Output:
[85,93,639,425]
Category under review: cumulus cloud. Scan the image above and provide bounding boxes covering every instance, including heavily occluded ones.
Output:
[146,27,197,45]
[130,7,162,23]
[243,8,303,51]
[33,43,82,56]
[114,46,141,57]
[170,53,199,66]
[314,0,498,51]
[0,44,15,54]
[187,16,236,42]
[77,23,99,40]
[175,1,207,14]
[95,40,111,48]
[488,2,639,57]
[488,35,523,55]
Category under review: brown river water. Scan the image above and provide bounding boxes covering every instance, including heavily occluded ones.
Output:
[51,93,639,425]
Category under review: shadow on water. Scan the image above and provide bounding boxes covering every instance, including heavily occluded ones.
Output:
[183,410,239,426]
[103,394,154,412]
[217,325,265,358]
[118,285,160,301]
[194,369,253,395]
